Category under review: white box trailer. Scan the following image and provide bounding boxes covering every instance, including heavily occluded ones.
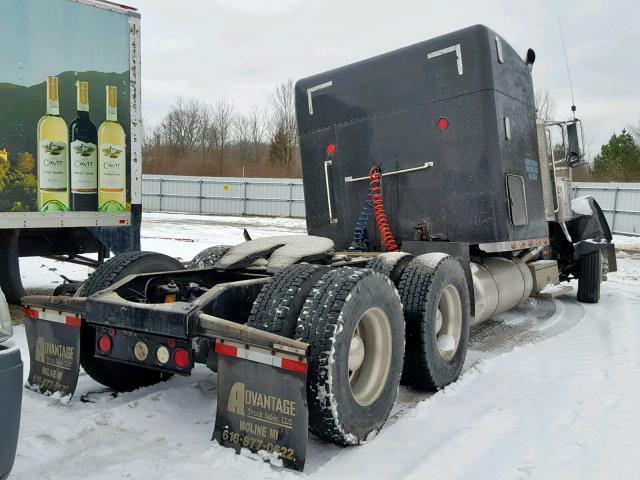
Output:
[0,0,142,302]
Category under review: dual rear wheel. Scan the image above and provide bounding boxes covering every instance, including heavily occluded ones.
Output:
[249,265,405,444]
[249,252,471,444]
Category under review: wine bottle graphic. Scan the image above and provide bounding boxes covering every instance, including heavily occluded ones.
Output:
[98,85,127,212]
[37,76,70,212]
[69,81,98,211]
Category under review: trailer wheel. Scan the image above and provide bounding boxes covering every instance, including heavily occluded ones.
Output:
[398,253,470,391]
[295,267,404,445]
[80,251,184,392]
[366,252,413,285]
[246,264,329,338]
[577,251,601,303]
[189,245,231,269]
[0,230,24,304]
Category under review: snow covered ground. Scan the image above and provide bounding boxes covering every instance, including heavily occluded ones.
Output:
[8,213,640,479]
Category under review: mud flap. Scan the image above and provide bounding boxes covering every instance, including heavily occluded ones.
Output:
[22,307,81,397]
[212,339,309,471]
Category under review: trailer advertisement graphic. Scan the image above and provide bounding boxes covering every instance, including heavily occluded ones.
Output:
[0,0,132,215]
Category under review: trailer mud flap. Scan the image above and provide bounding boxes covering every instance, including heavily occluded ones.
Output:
[213,339,308,471]
[22,307,81,397]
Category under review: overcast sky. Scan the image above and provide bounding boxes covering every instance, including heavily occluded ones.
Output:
[125,0,640,156]
[1,0,128,85]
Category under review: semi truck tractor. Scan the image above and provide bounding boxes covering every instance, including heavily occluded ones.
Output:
[21,25,615,471]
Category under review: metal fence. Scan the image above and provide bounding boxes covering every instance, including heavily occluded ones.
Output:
[572,182,640,236]
[141,176,640,235]
[142,175,305,218]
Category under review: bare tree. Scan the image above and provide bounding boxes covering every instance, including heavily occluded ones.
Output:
[535,88,555,122]
[248,107,267,164]
[211,99,234,175]
[157,97,202,155]
[143,92,303,177]
[234,113,252,170]
[269,80,298,176]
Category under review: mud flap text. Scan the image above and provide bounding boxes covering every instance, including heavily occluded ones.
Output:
[213,353,308,471]
[24,316,81,397]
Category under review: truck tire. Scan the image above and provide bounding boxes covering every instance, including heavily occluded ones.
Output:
[295,267,404,445]
[189,245,231,269]
[398,253,470,391]
[79,251,184,392]
[0,230,24,304]
[577,251,601,303]
[246,264,328,338]
[366,252,414,285]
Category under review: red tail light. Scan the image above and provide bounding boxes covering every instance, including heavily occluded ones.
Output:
[98,334,112,353]
[437,117,449,130]
[173,348,190,369]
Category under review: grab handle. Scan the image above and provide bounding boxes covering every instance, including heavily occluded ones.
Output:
[324,160,337,223]
[344,162,433,183]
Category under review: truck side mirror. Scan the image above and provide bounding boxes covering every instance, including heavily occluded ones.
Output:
[566,122,582,168]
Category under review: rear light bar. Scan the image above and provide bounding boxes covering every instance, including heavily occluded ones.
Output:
[93,326,192,374]
[215,340,307,374]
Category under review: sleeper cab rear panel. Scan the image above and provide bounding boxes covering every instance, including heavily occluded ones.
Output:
[296,24,548,250]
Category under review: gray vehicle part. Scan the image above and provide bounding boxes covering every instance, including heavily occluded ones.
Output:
[471,257,534,325]
[0,338,22,480]
[213,235,334,272]
[0,289,11,341]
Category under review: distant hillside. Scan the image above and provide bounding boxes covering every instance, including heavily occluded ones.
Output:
[0,70,130,174]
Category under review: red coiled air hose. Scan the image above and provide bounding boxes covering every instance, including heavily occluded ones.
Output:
[369,166,399,252]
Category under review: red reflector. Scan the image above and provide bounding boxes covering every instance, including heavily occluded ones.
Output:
[173,348,190,369]
[119,219,126,224]
[215,342,238,358]
[281,358,308,374]
[22,307,39,319]
[437,117,449,130]
[98,334,112,353]
[65,316,81,327]
[326,143,337,155]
